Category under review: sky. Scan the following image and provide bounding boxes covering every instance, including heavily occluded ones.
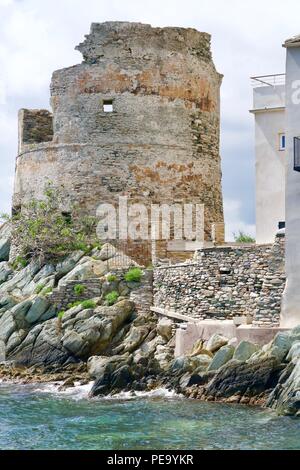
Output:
[0,0,299,240]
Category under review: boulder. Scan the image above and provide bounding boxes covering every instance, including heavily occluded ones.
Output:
[98,243,117,261]
[233,341,259,362]
[87,354,130,379]
[58,258,106,286]
[206,334,228,353]
[0,311,17,343]
[25,297,51,325]
[206,357,284,399]
[0,262,13,284]
[286,341,300,364]
[170,354,211,375]
[0,238,10,261]
[122,325,150,353]
[157,318,173,342]
[0,296,17,314]
[267,360,300,416]
[207,345,235,371]
[56,251,85,276]
[249,332,292,364]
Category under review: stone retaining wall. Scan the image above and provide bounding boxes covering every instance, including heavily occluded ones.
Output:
[153,235,285,326]
[50,269,153,315]
[50,279,101,310]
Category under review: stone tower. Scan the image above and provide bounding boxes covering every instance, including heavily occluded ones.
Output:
[13,22,224,264]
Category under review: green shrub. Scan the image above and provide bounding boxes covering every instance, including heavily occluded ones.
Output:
[6,182,99,262]
[12,256,29,270]
[41,286,53,296]
[124,267,143,283]
[81,300,96,309]
[233,231,255,244]
[35,284,45,294]
[74,284,86,296]
[107,274,117,283]
[57,311,65,319]
[105,291,119,306]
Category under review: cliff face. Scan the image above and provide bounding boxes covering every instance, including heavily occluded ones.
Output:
[13,22,224,263]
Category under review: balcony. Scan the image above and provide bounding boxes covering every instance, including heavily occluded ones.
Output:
[250,74,286,112]
[251,74,286,88]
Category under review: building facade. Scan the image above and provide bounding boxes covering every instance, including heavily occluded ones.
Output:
[13,22,224,264]
[250,74,286,245]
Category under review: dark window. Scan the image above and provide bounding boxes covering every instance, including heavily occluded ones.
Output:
[279,133,286,150]
[294,136,300,171]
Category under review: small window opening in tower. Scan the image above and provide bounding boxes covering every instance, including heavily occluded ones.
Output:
[61,211,72,224]
[103,99,113,113]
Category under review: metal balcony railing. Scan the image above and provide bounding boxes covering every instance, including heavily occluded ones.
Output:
[251,74,286,88]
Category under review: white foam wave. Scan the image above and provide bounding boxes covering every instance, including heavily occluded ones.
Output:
[99,388,182,401]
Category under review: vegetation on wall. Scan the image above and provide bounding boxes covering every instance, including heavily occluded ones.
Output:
[233,231,255,244]
[1,182,98,262]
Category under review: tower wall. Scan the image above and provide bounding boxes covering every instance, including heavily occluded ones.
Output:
[13,22,224,262]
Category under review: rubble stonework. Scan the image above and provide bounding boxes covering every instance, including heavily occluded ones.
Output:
[153,235,285,326]
[13,22,224,263]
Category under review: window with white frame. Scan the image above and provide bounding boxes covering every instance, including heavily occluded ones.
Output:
[279,133,286,151]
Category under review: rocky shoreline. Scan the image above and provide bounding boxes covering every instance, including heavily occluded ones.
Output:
[0,233,299,416]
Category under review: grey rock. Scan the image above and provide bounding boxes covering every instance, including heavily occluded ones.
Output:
[98,243,117,261]
[25,297,51,324]
[0,262,13,284]
[56,251,85,276]
[233,341,259,362]
[157,318,173,342]
[11,299,32,327]
[208,345,235,371]
[0,311,16,343]
[206,334,229,353]
[0,238,10,261]
[286,341,300,364]
[206,357,284,399]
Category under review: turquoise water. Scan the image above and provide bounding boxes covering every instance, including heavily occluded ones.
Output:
[0,382,299,450]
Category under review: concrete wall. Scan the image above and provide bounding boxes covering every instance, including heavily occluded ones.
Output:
[281,41,300,328]
[13,22,224,263]
[251,84,286,245]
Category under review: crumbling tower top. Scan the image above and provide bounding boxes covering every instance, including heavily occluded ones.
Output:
[76,21,213,63]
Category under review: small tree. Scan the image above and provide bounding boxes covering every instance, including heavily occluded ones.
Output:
[5,183,98,263]
[233,230,255,244]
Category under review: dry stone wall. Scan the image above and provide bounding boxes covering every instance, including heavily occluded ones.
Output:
[153,235,285,326]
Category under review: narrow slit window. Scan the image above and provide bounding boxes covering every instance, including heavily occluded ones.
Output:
[103,100,113,113]
[279,133,286,151]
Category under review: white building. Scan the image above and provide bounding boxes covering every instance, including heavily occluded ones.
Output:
[281,35,300,328]
[250,74,286,245]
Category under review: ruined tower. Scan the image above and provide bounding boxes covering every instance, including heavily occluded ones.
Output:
[13,22,224,263]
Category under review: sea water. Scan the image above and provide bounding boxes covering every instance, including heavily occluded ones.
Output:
[0,381,299,450]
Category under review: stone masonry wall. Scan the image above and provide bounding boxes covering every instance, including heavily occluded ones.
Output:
[18,109,53,153]
[13,22,224,264]
[153,235,285,326]
[50,279,101,311]
[50,269,153,315]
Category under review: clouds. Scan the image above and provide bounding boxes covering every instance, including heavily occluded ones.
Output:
[0,0,299,236]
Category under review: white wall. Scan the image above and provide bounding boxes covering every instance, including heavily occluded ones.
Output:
[281,44,300,328]
[254,109,286,244]
[252,84,286,245]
